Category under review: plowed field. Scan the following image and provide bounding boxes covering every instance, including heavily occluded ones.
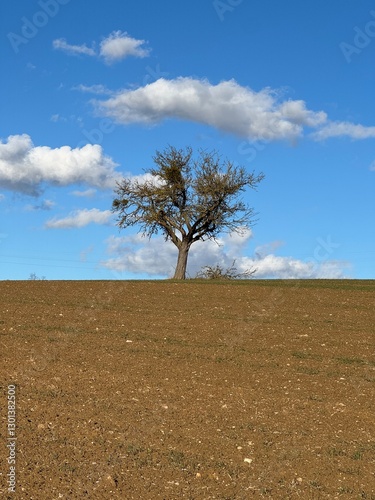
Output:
[1,280,374,499]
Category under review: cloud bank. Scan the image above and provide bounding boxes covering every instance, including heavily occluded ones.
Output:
[311,121,375,141]
[95,77,375,142]
[102,230,350,279]
[45,208,113,229]
[71,188,97,197]
[0,134,119,196]
[96,78,327,141]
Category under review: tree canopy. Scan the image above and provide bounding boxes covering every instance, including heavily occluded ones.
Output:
[112,146,264,279]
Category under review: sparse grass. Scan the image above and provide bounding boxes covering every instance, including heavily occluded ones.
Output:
[327,447,346,457]
[168,450,187,468]
[215,356,227,363]
[359,492,375,499]
[297,367,320,375]
[9,277,375,289]
[309,480,323,489]
[179,279,375,291]
[259,487,273,496]
[308,395,325,402]
[339,467,361,476]
[338,486,354,494]
[352,449,365,460]
[292,351,323,361]
[59,462,77,473]
[337,357,366,365]
[126,443,145,456]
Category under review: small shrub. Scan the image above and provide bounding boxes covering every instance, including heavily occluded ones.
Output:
[195,260,256,280]
[28,273,46,280]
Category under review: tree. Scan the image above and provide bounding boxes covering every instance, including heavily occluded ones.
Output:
[112,146,264,279]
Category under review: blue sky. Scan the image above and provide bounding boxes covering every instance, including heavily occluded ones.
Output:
[1,0,374,279]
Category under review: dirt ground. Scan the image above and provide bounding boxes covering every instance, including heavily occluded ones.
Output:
[0,279,374,499]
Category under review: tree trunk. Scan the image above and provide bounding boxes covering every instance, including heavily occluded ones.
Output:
[173,240,190,279]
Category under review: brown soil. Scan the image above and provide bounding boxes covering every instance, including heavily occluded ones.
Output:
[0,280,374,499]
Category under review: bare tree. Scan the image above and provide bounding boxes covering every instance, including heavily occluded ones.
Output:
[112,146,264,279]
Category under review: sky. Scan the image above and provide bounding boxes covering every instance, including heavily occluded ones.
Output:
[1,0,375,280]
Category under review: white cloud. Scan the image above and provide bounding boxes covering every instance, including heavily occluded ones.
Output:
[73,84,113,95]
[312,121,375,141]
[278,100,326,127]
[50,114,67,123]
[0,194,5,201]
[95,77,375,142]
[99,31,150,63]
[80,245,94,262]
[45,208,113,229]
[101,230,350,279]
[95,77,328,142]
[370,161,375,171]
[25,199,55,211]
[53,32,149,64]
[244,254,349,279]
[254,241,284,259]
[103,234,177,277]
[126,172,162,185]
[71,188,97,197]
[53,38,96,56]
[0,134,120,196]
